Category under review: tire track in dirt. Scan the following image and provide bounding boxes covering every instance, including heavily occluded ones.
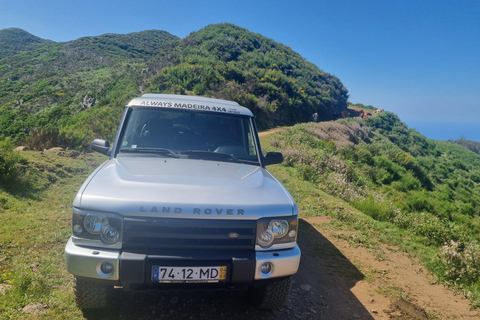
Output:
[305,215,479,320]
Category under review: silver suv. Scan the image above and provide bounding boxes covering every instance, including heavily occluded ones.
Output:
[65,94,300,310]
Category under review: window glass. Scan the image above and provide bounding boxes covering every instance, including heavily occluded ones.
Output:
[118,108,258,163]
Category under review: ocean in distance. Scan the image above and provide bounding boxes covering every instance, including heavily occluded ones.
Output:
[406,121,480,142]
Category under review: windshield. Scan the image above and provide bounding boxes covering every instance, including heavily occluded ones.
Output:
[117,107,259,164]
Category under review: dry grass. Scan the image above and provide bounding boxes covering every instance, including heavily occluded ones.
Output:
[304,120,372,148]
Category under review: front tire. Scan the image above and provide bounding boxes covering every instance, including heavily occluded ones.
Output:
[74,277,111,309]
[252,277,292,309]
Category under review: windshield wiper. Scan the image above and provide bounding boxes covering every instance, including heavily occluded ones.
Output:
[119,148,179,158]
[180,150,240,162]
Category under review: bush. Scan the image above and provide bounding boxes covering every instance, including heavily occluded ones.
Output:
[25,128,75,151]
[355,147,374,166]
[471,172,480,183]
[374,156,403,184]
[0,137,26,189]
[436,240,480,284]
[296,165,318,183]
[393,211,455,245]
[352,193,398,222]
[406,191,434,213]
[461,203,476,217]
[392,173,421,192]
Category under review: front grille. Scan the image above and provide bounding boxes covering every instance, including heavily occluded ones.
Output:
[122,217,256,251]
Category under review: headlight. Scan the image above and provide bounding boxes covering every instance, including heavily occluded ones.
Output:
[101,225,120,244]
[84,215,109,234]
[268,220,289,238]
[258,229,275,247]
[256,216,298,248]
[72,208,123,247]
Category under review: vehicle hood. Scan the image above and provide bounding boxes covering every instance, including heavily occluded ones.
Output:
[74,157,297,219]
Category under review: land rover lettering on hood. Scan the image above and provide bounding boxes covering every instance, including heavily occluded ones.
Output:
[65,94,300,310]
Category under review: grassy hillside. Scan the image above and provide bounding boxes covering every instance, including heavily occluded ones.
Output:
[0,149,105,318]
[0,24,349,149]
[264,112,480,239]
[0,29,180,150]
[148,24,348,127]
[262,112,480,304]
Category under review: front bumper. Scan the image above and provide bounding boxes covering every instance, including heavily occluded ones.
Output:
[65,237,300,288]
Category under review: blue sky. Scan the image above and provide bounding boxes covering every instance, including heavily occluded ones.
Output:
[1,0,479,141]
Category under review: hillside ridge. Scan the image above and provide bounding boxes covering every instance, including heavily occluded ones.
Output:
[0,28,55,59]
[0,24,348,149]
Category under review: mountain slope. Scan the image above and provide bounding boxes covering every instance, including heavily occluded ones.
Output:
[147,24,349,127]
[261,112,480,307]
[0,29,181,147]
[0,24,348,149]
[0,28,54,59]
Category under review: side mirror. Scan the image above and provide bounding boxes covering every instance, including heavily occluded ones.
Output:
[91,139,111,156]
[264,151,283,166]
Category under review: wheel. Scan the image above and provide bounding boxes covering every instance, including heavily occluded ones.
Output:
[74,277,111,309]
[251,277,292,310]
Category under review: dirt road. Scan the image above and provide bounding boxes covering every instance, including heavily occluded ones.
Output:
[82,217,477,320]
[258,128,283,137]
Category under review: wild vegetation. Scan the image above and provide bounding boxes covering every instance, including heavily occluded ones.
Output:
[0,28,54,60]
[262,112,480,306]
[453,136,480,155]
[148,24,348,128]
[0,24,349,150]
[0,28,180,150]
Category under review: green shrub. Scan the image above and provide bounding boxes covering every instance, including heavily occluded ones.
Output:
[352,193,397,222]
[471,172,480,183]
[453,159,468,171]
[392,173,421,192]
[436,200,456,221]
[296,165,318,183]
[354,146,374,166]
[0,137,26,189]
[25,128,75,151]
[374,156,403,184]
[461,203,476,217]
[406,191,434,213]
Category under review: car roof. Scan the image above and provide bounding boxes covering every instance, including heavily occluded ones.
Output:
[127,94,254,116]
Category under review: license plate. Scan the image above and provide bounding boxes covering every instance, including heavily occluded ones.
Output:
[151,266,227,283]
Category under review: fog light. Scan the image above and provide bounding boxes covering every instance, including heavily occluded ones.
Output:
[100,262,114,274]
[97,261,114,278]
[259,262,274,277]
[289,230,296,238]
